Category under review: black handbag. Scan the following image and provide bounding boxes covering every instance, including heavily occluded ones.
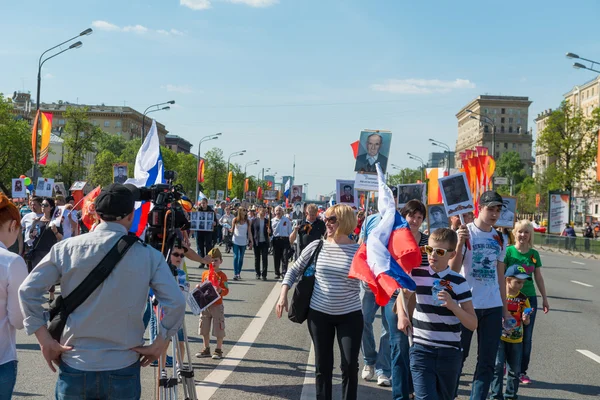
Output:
[288,239,324,324]
[47,235,140,341]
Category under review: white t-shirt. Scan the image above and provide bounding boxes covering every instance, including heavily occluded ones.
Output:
[21,212,43,246]
[233,221,249,246]
[460,222,506,309]
[61,209,79,239]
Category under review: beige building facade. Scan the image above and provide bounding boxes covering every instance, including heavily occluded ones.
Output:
[533,109,555,178]
[455,95,533,174]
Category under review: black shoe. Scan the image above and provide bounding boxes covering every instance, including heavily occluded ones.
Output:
[200,263,205,269]
[274,274,281,279]
[262,276,267,281]
[256,274,261,280]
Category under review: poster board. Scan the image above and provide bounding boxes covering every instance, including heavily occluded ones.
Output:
[264,190,278,200]
[397,183,427,209]
[11,178,26,198]
[438,173,474,217]
[290,185,303,203]
[189,211,214,232]
[36,177,54,197]
[336,179,358,208]
[354,130,392,174]
[495,196,518,228]
[428,204,450,231]
[113,163,128,184]
[290,201,304,222]
[548,191,570,235]
[354,173,379,191]
[216,190,225,202]
[53,182,66,196]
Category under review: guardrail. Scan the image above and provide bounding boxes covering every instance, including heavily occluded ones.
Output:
[534,233,600,257]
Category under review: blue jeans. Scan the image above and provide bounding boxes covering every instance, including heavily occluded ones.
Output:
[410,343,462,400]
[55,361,141,400]
[384,296,413,399]
[491,340,522,399]
[233,244,246,275]
[360,284,391,378]
[458,306,502,400]
[0,360,17,399]
[521,295,537,375]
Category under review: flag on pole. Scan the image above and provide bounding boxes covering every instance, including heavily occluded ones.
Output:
[124,120,164,237]
[31,110,40,164]
[198,159,205,183]
[227,171,233,190]
[350,141,360,159]
[39,112,52,166]
[349,163,421,306]
[284,178,291,198]
[244,178,249,193]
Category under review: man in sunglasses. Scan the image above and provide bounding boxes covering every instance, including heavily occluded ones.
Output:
[450,191,511,399]
[290,204,326,254]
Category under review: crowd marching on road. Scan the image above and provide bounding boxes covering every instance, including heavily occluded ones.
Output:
[0,173,572,400]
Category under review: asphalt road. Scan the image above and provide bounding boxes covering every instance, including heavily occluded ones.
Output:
[12,247,600,399]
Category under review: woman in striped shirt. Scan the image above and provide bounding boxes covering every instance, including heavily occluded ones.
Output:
[277,204,362,400]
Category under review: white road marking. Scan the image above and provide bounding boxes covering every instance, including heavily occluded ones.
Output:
[577,350,600,364]
[571,280,593,288]
[300,344,316,400]
[572,261,586,265]
[196,283,282,399]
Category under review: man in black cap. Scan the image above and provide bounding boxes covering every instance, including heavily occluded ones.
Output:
[19,183,186,398]
[450,190,512,399]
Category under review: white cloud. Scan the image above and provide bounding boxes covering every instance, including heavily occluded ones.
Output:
[92,20,120,31]
[162,84,193,94]
[43,73,54,79]
[180,0,277,10]
[157,28,185,36]
[122,25,148,34]
[170,29,184,36]
[370,78,476,94]
[180,0,212,10]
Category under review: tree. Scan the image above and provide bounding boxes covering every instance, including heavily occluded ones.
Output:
[60,107,104,188]
[0,96,33,195]
[387,168,422,186]
[88,150,118,188]
[174,152,198,199]
[203,148,227,195]
[495,151,527,195]
[536,101,600,195]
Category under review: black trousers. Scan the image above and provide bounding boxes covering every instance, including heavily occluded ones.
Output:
[254,241,269,277]
[307,309,363,400]
[272,237,290,276]
[196,232,214,259]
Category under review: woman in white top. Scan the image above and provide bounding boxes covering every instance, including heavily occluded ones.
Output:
[277,204,362,400]
[231,208,253,281]
[0,193,29,398]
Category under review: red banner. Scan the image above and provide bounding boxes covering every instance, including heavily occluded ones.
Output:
[31,110,40,164]
[351,141,359,159]
[244,178,249,193]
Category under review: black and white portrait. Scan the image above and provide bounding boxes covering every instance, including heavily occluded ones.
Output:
[438,173,474,217]
[427,204,450,232]
[397,183,427,208]
[496,196,518,228]
[12,178,25,198]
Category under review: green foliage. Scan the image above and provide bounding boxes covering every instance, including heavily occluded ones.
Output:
[160,146,178,172]
[495,151,527,195]
[175,152,198,199]
[0,96,33,194]
[96,133,127,156]
[387,167,422,186]
[203,148,227,196]
[88,150,118,188]
[536,101,600,192]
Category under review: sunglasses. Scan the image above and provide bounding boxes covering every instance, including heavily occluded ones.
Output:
[422,245,455,257]
[172,252,184,258]
[324,216,338,224]
[41,203,50,207]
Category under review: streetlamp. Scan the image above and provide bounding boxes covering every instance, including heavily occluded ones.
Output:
[302,183,309,200]
[244,160,260,177]
[34,28,92,181]
[195,133,222,203]
[407,153,425,181]
[225,150,246,200]
[390,164,403,184]
[141,100,175,142]
[466,109,497,158]
[567,52,600,73]
[428,138,452,170]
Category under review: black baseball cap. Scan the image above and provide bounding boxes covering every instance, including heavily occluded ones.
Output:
[95,183,135,221]
[479,191,503,207]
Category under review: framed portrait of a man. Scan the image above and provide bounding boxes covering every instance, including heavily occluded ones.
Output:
[354,130,392,174]
[427,204,450,232]
[291,202,304,221]
[54,182,66,196]
[496,196,518,228]
[290,185,303,203]
[336,180,357,207]
[438,173,474,217]
[113,163,128,184]
[397,183,427,209]
[12,178,26,198]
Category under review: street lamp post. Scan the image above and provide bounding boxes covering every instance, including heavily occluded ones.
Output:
[428,138,452,171]
[225,150,246,200]
[141,101,175,142]
[390,163,403,184]
[567,52,600,73]
[407,153,425,182]
[34,28,92,182]
[466,110,497,158]
[244,160,260,177]
[302,183,309,200]
[195,133,222,203]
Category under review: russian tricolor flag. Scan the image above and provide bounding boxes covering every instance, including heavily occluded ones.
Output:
[348,163,422,306]
[125,120,164,237]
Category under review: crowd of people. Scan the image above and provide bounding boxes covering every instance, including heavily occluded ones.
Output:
[0,182,551,400]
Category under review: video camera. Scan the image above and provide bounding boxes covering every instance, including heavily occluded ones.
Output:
[131,170,190,255]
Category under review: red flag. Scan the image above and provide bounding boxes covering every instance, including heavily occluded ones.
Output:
[198,159,205,183]
[257,186,263,199]
[81,186,102,230]
[31,110,40,164]
[244,178,249,193]
[351,141,360,159]
[208,263,219,287]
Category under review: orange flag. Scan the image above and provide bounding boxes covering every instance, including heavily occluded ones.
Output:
[244,178,249,193]
[31,110,40,164]
[198,159,205,183]
[257,186,263,199]
[426,168,443,204]
[81,186,102,230]
[351,141,360,159]
[227,171,233,190]
[39,112,52,166]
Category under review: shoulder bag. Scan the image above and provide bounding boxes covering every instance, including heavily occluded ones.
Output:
[288,239,324,324]
[47,235,140,341]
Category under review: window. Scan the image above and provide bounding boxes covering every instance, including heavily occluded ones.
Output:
[484,108,489,114]
[512,143,516,149]
[116,131,122,136]
[104,121,110,127]
[517,118,521,124]
[509,118,514,123]
[501,108,506,114]
[504,142,508,149]
[509,126,513,133]
[596,204,598,214]
[115,120,122,128]
[58,119,65,125]
[501,126,505,133]
[484,125,489,133]
[92,120,98,126]
[508,108,513,115]
[501,117,505,123]
[493,109,497,114]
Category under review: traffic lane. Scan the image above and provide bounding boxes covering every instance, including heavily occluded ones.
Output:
[538,249,600,289]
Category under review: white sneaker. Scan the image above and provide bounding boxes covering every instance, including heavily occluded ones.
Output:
[377,375,391,387]
[361,365,375,380]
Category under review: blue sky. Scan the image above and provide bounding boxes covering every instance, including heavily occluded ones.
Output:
[2,0,600,197]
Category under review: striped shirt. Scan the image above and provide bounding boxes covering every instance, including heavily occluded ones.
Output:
[283,240,361,315]
[411,265,472,349]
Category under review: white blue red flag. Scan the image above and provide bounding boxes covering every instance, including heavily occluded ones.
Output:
[125,120,164,237]
[349,163,422,306]
[284,178,291,198]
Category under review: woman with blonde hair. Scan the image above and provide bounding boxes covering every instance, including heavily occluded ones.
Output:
[0,194,29,398]
[277,204,362,400]
[503,219,549,385]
